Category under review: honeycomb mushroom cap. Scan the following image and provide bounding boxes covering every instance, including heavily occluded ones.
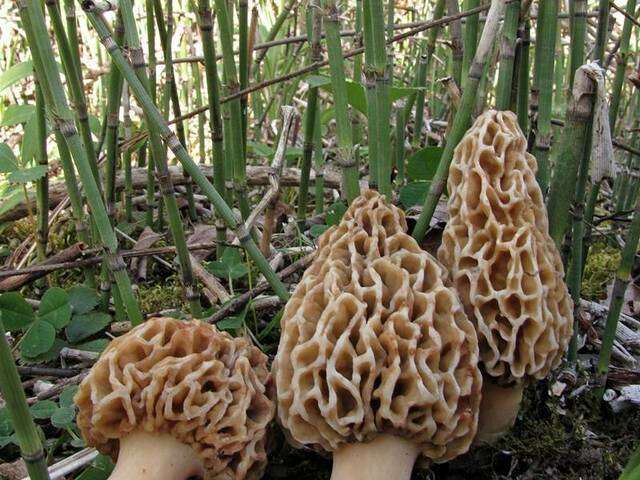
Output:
[437,110,573,384]
[75,317,274,480]
[274,190,482,463]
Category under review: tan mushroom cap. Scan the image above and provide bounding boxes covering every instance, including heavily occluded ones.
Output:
[75,317,274,480]
[437,110,573,383]
[274,190,482,463]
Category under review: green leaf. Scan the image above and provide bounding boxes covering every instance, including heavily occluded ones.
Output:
[326,201,347,226]
[22,337,67,364]
[68,285,100,315]
[0,143,18,173]
[0,292,35,331]
[0,434,16,448]
[310,224,330,238]
[399,181,430,209]
[21,110,45,167]
[307,75,425,116]
[75,338,109,353]
[0,104,35,127]
[247,141,275,157]
[65,312,112,343]
[0,408,13,436]
[7,165,48,184]
[0,187,24,218]
[406,146,444,181]
[20,320,56,358]
[30,400,58,419]
[51,406,75,428]
[0,61,33,93]
[59,385,79,408]
[38,287,71,329]
[205,248,248,280]
[216,307,247,332]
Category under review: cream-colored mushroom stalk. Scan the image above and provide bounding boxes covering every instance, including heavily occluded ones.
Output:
[74,317,275,480]
[437,110,574,444]
[274,191,483,480]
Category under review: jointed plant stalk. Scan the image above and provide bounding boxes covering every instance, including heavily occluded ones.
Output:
[608,0,637,132]
[18,0,142,325]
[82,4,290,301]
[297,0,322,225]
[446,0,463,87]
[118,0,202,316]
[412,53,428,146]
[568,0,587,89]
[412,0,506,242]
[145,0,157,227]
[0,314,51,480]
[596,190,640,398]
[514,18,530,131]
[362,0,392,195]
[238,0,249,147]
[214,0,251,218]
[461,0,479,78]
[198,0,227,255]
[530,0,558,194]
[495,0,520,110]
[35,82,48,262]
[122,87,134,223]
[313,108,325,215]
[320,0,359,202]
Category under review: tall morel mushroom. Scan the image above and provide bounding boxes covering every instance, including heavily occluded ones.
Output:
[274,190,483,480]
[437,110,573,443]
[75,317,274,480]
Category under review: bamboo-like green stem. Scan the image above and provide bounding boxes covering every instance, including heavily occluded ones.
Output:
[514,18,530,131]
[18,0,142,324]
[122,87,134,223]
[45,0,101,189]
[313,108,325,215]
[321,0,359,202]
[197,0,227,256]
[608,0,636,132]
[153,0,198,221]
[35,82,48,262]
[254,0,297,67]
[596,191,640,397]
[0,315,51,480]
[593,0,610,62]
[412,53,428,147]
[238,0,249,149]
[82,5,290,301]
[118,0,202,317]
[569,0,587,89]
[412,0,506,242]
[546,67,595,250]
[297,1,322,225]
[145,0,157,227]
[363,0,392,195]
[461,0,479,78]
[214,0,250,218]
[446,0,463,87]
[530,0,558,194]
[495,0,520,110]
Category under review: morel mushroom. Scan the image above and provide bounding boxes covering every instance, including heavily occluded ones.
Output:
[75,317,274,480]
[274,191,482,480]
[437,110,573,443]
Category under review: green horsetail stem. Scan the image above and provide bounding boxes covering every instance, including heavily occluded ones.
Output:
[18,0,142,324]
[144,0,157,227]
[297,0,322,225]
[82,4,290,301]
[608,0,637,132]
[321,0,360,202]
[35,83,48,262]
[515,18,530,131]
[198,0,228,256]
[495,0,520,110]
[363,0,392,195]
[461,0,479,78]
[213,0,250,218]
[0,314,51,480]
[596,191,640,398]
[117,0,202,317]
[412,0,506,242]
[568,0,587,89]
[530,0,558,194]
[46,0,101,187]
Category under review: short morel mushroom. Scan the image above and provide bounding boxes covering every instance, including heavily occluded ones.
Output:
[274,190,482,480]
[437,110,573,443]
[75,317,274,480]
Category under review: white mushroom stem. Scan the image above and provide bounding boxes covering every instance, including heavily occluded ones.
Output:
[108,431,205,480]
[330,434,420,480]
[475,380,525,445]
